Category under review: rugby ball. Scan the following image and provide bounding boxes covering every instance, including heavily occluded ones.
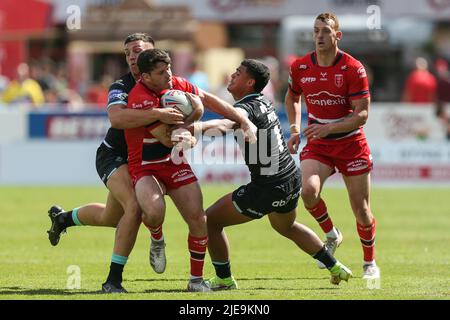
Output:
[160,90,193,117]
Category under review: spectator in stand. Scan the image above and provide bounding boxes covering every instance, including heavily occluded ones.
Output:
[0,64,9,96]
[2,63,45,107]
[434,58,450,140]
[86,74,113,108]
[402,57,437,104]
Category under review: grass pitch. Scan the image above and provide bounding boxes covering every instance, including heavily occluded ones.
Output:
[0,185,449,300]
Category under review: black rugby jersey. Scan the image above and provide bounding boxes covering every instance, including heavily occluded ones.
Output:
[103,72,136,157]
[234,93,297,184]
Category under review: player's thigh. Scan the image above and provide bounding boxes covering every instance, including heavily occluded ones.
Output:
[342,172,371,213]
[168,181,204,222]
[300,159,334,193]
[206,193,254,228]
[268,210,296,233]
[106,164,138,210]
[135,175,166,216]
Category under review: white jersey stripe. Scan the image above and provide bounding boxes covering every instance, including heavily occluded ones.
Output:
[143,138,159,144]
[308,113,347,124]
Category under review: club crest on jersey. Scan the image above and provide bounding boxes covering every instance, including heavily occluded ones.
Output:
[335,74,344,87]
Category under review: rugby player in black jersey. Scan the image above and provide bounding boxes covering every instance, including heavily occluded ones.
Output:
[189,59,353,290]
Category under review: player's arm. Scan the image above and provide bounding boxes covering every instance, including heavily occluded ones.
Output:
[285,89,303,154]
[150,124,196,149]
[197,89,257,143]
[303,97,370,140]
[108,104,184,129]
[192,119,237,136]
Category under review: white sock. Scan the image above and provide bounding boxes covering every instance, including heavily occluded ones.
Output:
[364,260,376,267]
[326,227,339,239]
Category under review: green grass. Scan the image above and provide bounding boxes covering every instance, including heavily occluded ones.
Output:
[0,185,449,300]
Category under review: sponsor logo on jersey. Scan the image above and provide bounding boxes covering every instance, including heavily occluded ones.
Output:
[301,77,317,83]
[299,64,308,70]
[306,91,346,107]
[132,103,143,109]
[335,74,344,87]
[358,66,367,78]
[143,99,154,107]
[341,65,348,71]
[320,72,328,81]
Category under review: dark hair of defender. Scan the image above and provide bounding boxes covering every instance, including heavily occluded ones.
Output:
[124,33,155,46]
[241,59,270,93]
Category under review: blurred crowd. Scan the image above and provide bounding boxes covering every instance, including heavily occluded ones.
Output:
[402,56,450,139]
[0,60,113,111]
[1,55,449,130]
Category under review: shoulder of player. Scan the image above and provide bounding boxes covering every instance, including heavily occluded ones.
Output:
[128,82,151,103]
[290,53,313,71]
[235,94,268,111]
[109,73,135,92]
[171,75,189,87]
[340,51,364,69]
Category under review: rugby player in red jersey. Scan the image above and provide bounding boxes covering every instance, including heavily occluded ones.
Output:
[125,49,211,292]
[285,13,380,279]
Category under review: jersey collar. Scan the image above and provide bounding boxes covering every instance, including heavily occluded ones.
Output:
[234,93,261,104]
[311,50,344,67]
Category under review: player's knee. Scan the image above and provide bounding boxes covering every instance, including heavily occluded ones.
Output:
[301,185,320,203]
[186,210,206,227]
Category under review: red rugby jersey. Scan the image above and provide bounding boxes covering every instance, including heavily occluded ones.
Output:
[125,76,198,173]
[288,50,370,144]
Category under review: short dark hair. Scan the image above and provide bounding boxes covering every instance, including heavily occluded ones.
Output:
[124,33,155,46]
[137,49,171,74]
[316,12,340,31]
[241,59,270,93]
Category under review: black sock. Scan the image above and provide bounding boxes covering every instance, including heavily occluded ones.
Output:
[106,262,124,285]
[58,211,75,229]
[212,261,231,279]
[313,246,337,270]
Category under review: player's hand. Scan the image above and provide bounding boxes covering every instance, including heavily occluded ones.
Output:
[185,92,203,111]
[287,133,300,154]
[171,128,197,150]
[240,119,258,144]
[303,123,331,140]
[157,108,184,125]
